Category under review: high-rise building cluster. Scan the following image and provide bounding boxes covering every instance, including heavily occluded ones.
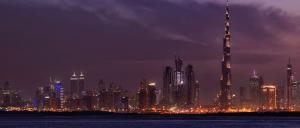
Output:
[35,78,64,111]
[0,82,26,109]
[33,73,130,112]
[2,0,300,113]
[239,58,300,111]
[160,57,201,109]
[286,58,300,110]
[97,80,129,112]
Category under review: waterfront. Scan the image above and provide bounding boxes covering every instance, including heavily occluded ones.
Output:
[0,115,300,128]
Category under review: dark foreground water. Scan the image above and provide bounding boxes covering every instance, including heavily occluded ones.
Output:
[0,115,300,128]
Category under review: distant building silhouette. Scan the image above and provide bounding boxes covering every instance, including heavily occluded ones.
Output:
[137,80,157,110]
[185,64,195,106]
[249,70,264,108]
[287,57,293,109]
[162,66,173,105]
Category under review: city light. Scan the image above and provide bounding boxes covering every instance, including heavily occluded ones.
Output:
[0,0,298,114]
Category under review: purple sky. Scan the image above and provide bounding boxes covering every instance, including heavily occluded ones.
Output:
[0,0,300,104]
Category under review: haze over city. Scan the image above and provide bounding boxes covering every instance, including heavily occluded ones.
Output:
[1,0,300,105]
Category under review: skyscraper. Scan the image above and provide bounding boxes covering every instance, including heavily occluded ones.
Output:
[137,80,148,110]
[219,0,233,110]
[35,86,44,111]
[261,84,277,110]
[277,85,285,110]
[55,81,64,109]
[239,86,251,108]
[185,64,195,106]
[82,90,97,111]
[97,79,106,109]
[287,57,293,109]
[174,57,185,105]
[79,72,85,98]
[162,66,173,105]
[194,81,201,107]
[2,81,11,107]
[137,80,157,110]
[147,83,157,108]
[70,72,79,99]
[249,70,264,108]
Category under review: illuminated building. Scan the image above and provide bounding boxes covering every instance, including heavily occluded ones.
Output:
[137,80,157,110]
[70,72,79,99]
[287,57,293,109]
[65,97,81,111]
[290,81,300,109]
[194,81,201,106]
[249,70,264,108]
[148,82,157,108]
[162,66,174,105]
[161,58,199,108]
[219,0,233,110]
[0,87,2,105]
[261,85,277,110]
[111,84,122,111]
[48,78,58,110]
[121,96,129,111]
[174,57,185,106]
[98,88,113,110]
[156,89,162,106]
[79,72,85,98]
[137,80,148,110]
[82,90,98,111]
[98,80,105,92]
[35,86,44,111]
[2,81,11,107]
[10,90,23,107]
[240,86,251,108]
[97,82,125,111]
[276,85,285,110]
[185,64,195,106]
[97,80,106,109]
[55,81,64,109]
[128,96,137,110]
[70,72,85,101]
[1,82,24,108]
[36,78,58,110]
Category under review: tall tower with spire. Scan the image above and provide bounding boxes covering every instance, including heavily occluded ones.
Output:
[287,57,293,109]
[219,0,233,110]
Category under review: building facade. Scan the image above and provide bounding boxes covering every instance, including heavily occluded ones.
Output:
[261,85,277,110]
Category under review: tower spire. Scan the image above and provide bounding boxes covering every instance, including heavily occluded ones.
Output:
[219,0,233,110]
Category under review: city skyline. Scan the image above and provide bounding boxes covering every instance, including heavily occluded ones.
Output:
[1,0,300,105]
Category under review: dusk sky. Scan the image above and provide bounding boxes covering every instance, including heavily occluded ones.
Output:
[1,0,300,104]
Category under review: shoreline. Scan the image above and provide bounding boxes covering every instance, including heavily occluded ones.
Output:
[0,111,300,118]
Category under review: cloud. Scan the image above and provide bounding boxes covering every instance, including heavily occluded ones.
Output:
[1,0,300,63]
[1,0,299,64]
[0,0,197,43]
[1,0,300,103]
